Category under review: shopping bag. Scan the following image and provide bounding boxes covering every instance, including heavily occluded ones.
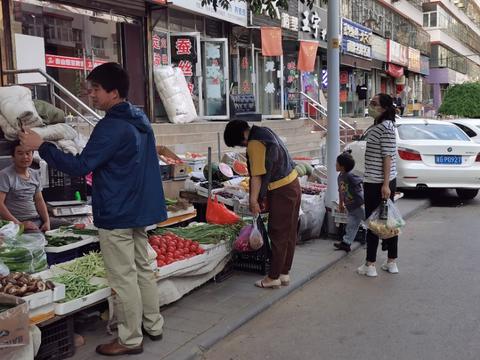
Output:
[206,196,240,225]
[233,225,254,252]
[366,199,405,239]
[249,215,264,250]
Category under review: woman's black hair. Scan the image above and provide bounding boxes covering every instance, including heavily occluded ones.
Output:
[223,120,250,147]
[376,93,396,124]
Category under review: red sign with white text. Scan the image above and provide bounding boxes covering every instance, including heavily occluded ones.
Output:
[45,54,107,70]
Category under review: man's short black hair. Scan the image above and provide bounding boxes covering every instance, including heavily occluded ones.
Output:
[224,120,250,147]
[9,140,22,156]
[86,62,129,98]
[337,152,355,173]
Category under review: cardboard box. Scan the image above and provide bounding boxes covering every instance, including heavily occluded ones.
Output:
[157,146,188,179]
[0,294,29,348]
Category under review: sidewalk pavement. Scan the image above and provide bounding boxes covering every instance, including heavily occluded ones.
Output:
[72,197,430,360]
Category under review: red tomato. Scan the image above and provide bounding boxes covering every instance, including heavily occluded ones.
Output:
[157,260,165,267]
[155,249,162,257]
[196,248,205,255]
[166,252,174,259]
[74,223,86,230]
[158,255,166,262]
[189,245,197,252]
[178,255,185,261]
[166,258,174,264]
[167,246,176,253]
[177,241,184,249]
[174,250,182,257]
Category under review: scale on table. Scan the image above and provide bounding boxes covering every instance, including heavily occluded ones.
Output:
[47,200,91,217]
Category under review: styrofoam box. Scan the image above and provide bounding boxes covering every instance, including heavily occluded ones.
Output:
[54,277,111,315]
[22,282,65,310]
[45,236,97,253]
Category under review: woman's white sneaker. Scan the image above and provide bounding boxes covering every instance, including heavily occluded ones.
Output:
[381,261,399,274]
[357,264,377,277]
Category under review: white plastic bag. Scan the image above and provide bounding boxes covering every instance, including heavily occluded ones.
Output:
[366,199,405,239]
[249,215,264,250]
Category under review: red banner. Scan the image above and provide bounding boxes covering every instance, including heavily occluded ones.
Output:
[261,27,283,56]
[386,63,404,79]
[45,54,107,70]
[297,41,318,72]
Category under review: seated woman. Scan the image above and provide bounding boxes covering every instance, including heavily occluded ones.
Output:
[0,141,59,232]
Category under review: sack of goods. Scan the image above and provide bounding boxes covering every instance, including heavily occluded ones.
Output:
[154,66,197,124]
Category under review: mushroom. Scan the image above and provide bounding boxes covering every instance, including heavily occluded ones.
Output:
[7,285,20,295]
[17,284,27,296]
[3,284,14,293]
[36,281,46,292]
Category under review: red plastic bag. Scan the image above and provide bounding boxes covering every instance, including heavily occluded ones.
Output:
[206,196,240,225]
[233,225,254,252]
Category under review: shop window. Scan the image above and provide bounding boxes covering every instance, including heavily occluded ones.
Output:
[169,9,196,32]
[205,19,222,37]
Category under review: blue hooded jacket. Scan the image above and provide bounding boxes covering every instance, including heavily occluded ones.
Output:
[38,102,167,230]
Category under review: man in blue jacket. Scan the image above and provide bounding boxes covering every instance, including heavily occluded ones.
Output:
[19,62,167,356]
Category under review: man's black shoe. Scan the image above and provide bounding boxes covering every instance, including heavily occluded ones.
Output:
[334,241,351,252]
[142,326,163,341]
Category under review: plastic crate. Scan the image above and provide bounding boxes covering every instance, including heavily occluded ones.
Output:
[160,164,172,181]
[233,217,271,275]
[46,242,100,266]
[36,316,75,360]
[44,168,88,202]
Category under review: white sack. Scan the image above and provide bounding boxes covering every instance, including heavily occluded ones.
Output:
[0,86,43,128]
[154,66,197,124]
[0,114,19,140]
[31,123,77,141]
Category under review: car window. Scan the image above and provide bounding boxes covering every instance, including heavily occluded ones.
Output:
[453,123,477,137]
[397,124,470,141]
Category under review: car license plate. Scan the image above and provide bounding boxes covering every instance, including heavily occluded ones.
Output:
[435,155,462,164]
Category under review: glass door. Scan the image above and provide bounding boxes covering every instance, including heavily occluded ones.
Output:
[237,46,254,95]
[255,51,284,118]
[169,32,203,115]
[201,38,229,120]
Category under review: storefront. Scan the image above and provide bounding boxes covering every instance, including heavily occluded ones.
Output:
[386,39,409,104]
[3,0,146,111]
[340,18,372,117]
[298,2,328,117]
[247,1,298,119]
[370,35,388,98]
[150,0,248,121]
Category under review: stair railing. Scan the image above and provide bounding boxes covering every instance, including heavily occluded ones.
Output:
[299,91,356,145]
[3,68,101,127]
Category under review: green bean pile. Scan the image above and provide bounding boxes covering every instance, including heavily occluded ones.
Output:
[58,252,106,279]
[51,273,106,301]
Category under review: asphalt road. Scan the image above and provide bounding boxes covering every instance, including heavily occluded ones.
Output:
[205,191,480,360]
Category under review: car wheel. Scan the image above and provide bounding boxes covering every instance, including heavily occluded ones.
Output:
[455,188,479,200]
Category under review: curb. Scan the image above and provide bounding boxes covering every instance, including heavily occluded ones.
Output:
[163,198,431,360]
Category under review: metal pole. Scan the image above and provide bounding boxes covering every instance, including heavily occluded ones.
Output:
[217,132,221,163]
[326,0,341,207]
[207,147,212,199]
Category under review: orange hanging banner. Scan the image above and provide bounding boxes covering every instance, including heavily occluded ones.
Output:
[297,41,319,72]
[261,27,283,56]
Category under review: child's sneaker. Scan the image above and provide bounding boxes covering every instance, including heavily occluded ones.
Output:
[357,263,378,277]
[334,241,351,252]
[381,261,399,274]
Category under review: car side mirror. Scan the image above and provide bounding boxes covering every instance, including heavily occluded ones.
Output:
[352,135,361,141]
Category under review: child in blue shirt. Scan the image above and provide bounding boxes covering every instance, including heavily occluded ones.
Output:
[334,152,365,252]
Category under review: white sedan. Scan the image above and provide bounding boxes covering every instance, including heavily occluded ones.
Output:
[345,118,480,200]
[447,119,480,143]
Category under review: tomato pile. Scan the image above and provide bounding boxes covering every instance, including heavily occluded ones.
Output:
[148,232,205,267]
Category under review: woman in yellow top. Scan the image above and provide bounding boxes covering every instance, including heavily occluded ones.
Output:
[224,120,301,289]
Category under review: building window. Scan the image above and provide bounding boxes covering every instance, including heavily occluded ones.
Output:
[91,36,107,58]
[45,16,73,42]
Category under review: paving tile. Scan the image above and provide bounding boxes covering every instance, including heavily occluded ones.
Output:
[161,328,197,346]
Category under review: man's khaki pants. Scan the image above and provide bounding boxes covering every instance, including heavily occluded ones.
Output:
[98,228,163,348]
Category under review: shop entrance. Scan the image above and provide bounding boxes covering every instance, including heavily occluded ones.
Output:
[255,50,284,119]
[201,38,229,120]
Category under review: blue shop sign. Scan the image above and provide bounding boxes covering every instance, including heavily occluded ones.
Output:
[342,18,372,59]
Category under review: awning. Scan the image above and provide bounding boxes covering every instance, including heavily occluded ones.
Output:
[386,63,404,78]
[341,54,372,71]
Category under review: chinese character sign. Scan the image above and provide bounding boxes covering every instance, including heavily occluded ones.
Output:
[341,18,372,59]
[170,35,198,107]
[152,30,169,68]
[301,10,327,41]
